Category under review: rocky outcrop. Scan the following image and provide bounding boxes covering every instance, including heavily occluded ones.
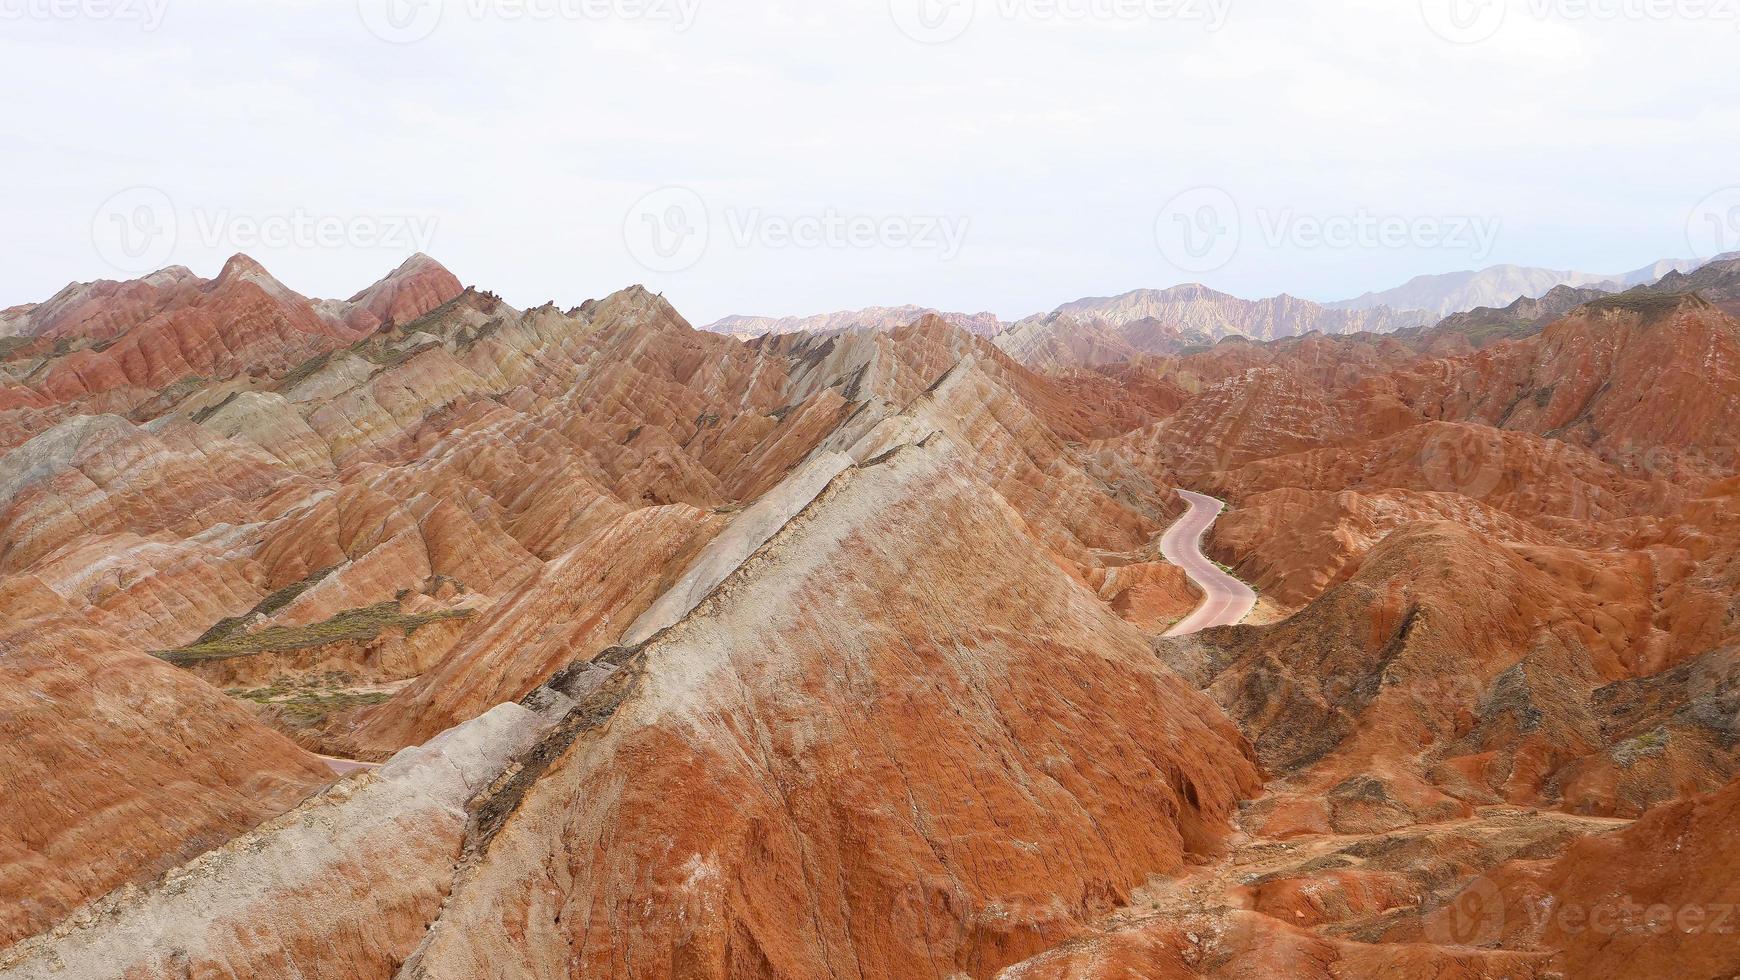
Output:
[0,703,550,980]
[1419,776,1740,978]
[402,437,1260,979]
[5,253,1740,977]
[0,609,332,947]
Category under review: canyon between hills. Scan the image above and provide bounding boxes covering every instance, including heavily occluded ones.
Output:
[1,252,1738,980]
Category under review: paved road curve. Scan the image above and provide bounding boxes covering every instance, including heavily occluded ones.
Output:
[1160,490,1258,637]
[318,754,382,776]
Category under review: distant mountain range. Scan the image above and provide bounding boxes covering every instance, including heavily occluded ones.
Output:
[699,252,1740,367]
[704,286,1434,350]
[1324,258,1708,317]
[1392,254,1740,354]
[991,286,1434,370]
[707,306,1004,340]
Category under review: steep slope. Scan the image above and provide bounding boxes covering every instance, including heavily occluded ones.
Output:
[401,436,1261,979]
[0,703,552,980]
[1641,252,1740,315]
[1444,776,1740,978]
[1401,294,1740,470]
[0,255,463,451]
[0,597,333,947]
[1398,284,1612,353]
[6,251,1740,978]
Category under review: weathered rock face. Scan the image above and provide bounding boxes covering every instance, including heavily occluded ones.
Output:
[1396,295,1740,467]
[1,258,1213,965]
[1448,776,1740,978]
[5,253,1740,978]
[402,438,1260,980]
[336,503,723,758]
[1042,285,1434,344]
[0,255,465,451]
[0,608,332,948]
[0,702,551,980]
[1168,519,1736,832]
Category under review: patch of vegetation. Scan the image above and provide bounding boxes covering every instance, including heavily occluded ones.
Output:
[455,317,505,352]
[275,349,335,392]
[1612,726,1671,768]
[0,336,36,361]
[1585,291,1698,318]
[188,566,338,646]
[228,684,392,723]
[158,600,471,666]
[158,374,214,402]
[362,338,443,376]
[189,390,242,425]
[1455,318,1537,348]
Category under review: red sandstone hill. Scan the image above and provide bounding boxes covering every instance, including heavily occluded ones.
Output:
[2,258,1739,978]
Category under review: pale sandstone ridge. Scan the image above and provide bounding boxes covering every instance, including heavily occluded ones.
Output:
[0,607,332,948]
[617,450,854,646]
[0,703,550,980]
[401,437,1260,979]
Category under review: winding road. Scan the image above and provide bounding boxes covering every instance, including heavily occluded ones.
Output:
[1161,490,1258,637]
[318,754,381,776]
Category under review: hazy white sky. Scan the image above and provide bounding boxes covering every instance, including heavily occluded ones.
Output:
[4,0,1738,322]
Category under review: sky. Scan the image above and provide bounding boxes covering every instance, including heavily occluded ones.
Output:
[4,0,1739,324]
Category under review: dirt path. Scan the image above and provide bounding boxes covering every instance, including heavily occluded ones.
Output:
[1161,490,1258,637]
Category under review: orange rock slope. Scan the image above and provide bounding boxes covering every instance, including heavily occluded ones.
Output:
[3,256,1739,979]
